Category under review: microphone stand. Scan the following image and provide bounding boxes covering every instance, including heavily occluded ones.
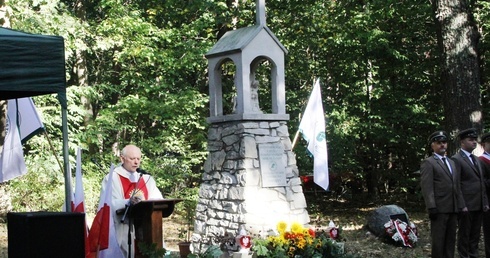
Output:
[122,172,144,258]
[127,209,133,258]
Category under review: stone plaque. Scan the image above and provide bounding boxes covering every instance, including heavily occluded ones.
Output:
[258,143,287,187]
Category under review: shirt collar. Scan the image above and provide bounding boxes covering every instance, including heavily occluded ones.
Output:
[461,149,472,158]
[434,153,445,159]
[117,165,138,182]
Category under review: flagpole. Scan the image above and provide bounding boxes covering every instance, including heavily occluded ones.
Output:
[291,78,317,150]
[291,127,301,150]
[291,77,320,150]
[44,131,64,174]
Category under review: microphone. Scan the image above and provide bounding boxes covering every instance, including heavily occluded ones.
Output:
[136,168,151,175]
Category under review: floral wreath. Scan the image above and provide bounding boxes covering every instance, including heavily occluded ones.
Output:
[384,219,418,248]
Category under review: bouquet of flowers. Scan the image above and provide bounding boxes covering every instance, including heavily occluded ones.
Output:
[384,219,418,248]
[252,221,344,258]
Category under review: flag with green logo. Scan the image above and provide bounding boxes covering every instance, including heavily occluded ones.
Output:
[298,79,329,190]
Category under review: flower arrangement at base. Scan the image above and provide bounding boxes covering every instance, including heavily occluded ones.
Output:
[384,219,418,248]
[251,221,345,258]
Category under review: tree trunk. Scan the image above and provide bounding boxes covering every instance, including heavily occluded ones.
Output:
[73,0,98,153]
[431,0,482,153]
[74,0,90,122]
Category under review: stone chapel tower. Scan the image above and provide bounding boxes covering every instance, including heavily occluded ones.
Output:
[193,0,309,251]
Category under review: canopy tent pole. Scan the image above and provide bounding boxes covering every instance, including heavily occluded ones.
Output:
[59,93,72,212]
[44,131,64,174]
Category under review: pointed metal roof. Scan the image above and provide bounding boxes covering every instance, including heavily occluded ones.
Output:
[205,24,287,58]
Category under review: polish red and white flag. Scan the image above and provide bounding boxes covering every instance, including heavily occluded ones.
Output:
[88,164,124,258]
[71,147,90,257]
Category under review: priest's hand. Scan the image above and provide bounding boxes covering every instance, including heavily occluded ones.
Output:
[130,196,142,205]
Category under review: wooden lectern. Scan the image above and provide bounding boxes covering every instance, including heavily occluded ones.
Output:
[130,198,182,257]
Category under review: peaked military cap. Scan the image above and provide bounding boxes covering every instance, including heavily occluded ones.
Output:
[481,132,490,143]
[457,128,478,140]
[428,130,448,144]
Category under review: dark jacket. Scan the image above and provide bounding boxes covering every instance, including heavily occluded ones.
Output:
[452,151,488,211]
[420,155,464,213]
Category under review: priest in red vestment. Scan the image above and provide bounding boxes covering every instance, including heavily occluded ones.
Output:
[101,144,164,258]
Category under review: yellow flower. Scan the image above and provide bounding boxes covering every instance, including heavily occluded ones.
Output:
[277,221,287,233]
[279,236,288,246]
[307,237,314,245]
[316,239,323,248]
[251,221,344,257]
[297,238,306,249]
[290,222,303,233]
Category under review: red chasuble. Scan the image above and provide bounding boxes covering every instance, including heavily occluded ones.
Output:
[119,175,149,200]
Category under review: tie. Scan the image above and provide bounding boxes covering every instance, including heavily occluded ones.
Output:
[470,154,479,170]
[442,157,451,173]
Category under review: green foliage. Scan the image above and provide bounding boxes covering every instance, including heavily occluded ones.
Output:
[267,0,441,194]
[188,245,224,258]
[174,187,199,242]
[4,0,490,214]
[138,242,167,258]
[9,165,65,211]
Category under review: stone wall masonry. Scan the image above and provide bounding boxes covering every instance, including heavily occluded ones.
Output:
[192,120,310,252]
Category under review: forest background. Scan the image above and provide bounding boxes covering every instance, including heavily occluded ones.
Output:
[0,0,490,240]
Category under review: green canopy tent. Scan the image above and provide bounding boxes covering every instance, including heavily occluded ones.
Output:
[0,27,71,211]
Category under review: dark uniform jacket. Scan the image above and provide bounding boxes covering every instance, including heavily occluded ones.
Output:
[452,151,488,211]
[479,155,490,197]
[421,155,464,213]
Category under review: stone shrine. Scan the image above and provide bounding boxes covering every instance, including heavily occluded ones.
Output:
[192,0,309,252]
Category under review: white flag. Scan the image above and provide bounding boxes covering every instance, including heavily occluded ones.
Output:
[0,98,44,182]
[298,79,329,190]
[72,148,86,212]
[0,99,28,182]
[71,147,90,257]
[15,97,45,143]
